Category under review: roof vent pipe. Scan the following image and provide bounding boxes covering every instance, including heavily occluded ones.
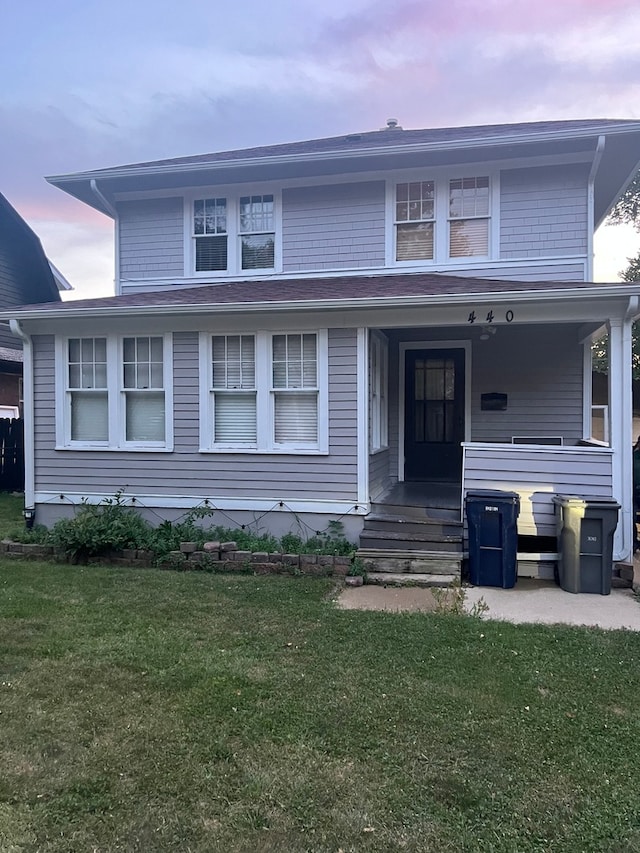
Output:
[384,118,402,130]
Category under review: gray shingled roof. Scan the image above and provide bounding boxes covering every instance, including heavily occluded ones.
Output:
[6,272,633,316]
[51,119,640,177]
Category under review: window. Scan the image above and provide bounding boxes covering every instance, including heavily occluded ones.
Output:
[448,177,489,257]
[239,195,275,270]
[392,175,492,265]
[272,334,318,445]
[57,335,173,450]
[201,330,327,452]
[68,337,108,442]
[211,335,257,444]
[192,193,276,274]
[122,337,166,443]
[395,181,435,261]
[369,332,388,452]
[194,198,227,272]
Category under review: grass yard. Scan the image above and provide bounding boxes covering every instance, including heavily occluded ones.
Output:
[1,563,640,852]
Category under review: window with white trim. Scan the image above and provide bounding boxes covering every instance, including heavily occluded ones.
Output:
[201,330,327,452]
[369,332,388,452]
[392,175,491,265]
[211,335,257,444]
[58,335,173,450]
[68,337,108,443]
[272,334,318,445]
[395,181,435,262]
[122,337,166,443]
[448,177,490,257]
[193,193,275,274]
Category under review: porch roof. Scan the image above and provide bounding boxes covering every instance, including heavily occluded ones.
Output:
[2,272,639,322]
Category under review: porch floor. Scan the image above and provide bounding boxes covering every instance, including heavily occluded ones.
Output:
[378,480,461,510]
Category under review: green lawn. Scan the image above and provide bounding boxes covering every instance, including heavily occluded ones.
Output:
[1,563,640,851]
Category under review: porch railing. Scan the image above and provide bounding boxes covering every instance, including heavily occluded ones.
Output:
[461,442,614,536]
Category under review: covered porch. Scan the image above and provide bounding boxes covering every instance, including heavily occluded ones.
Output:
[361,290,636,569]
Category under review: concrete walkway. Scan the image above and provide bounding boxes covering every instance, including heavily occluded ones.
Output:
[337,577,640,631]
[464,579,640,630]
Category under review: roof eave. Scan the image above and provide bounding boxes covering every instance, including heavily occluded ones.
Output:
[4,284,640,323]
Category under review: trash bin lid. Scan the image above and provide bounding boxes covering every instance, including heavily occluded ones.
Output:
[466,489,520,502]
[552,494,621,509]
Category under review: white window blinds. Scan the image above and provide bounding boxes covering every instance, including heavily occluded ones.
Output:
[211,335,257,443]
[68,337,108,442]
[272,334,318,445]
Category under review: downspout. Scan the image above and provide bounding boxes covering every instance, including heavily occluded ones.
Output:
[586,135,605,281]
[10,320,34,511]
[90,179,120,295]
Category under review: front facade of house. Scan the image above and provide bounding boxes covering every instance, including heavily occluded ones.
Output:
[7,119,640,567]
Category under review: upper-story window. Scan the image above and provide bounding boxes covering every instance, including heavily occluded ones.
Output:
[448,177,490,257]
[392,175,492,265]
[193,194,275,275]
[395,181,435,262]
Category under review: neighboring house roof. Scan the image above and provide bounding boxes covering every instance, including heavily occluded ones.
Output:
[49,260,73,292]
[46,118,640,227]
[3,273,639,321]
[0,192,62,305]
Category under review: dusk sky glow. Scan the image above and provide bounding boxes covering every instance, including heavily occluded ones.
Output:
[2,0,640,298]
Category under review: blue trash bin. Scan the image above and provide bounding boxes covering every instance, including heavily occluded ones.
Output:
[466,490,520,588]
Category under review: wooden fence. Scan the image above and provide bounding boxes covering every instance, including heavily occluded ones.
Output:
[0,418,24,491]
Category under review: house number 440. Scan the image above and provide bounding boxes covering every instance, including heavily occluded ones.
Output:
[467,309,514,324]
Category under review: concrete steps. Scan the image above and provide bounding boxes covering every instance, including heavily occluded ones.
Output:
[366,572,458,588]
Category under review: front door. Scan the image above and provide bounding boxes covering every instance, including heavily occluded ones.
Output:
[404,348,465,481]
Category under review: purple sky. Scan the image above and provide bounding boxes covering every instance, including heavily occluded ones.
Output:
[2,0,640,298]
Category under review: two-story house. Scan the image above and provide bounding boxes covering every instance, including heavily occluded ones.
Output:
[5,119,640,578]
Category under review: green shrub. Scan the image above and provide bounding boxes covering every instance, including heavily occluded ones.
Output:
[51,496,153,562]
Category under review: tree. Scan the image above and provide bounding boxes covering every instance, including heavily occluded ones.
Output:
[592,169,640,380]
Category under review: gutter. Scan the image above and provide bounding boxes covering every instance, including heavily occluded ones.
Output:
[90,179,117,217]
[2,283,640,323]
[46,122,640,185]
[586,136,605,280]
[10,320,34,511]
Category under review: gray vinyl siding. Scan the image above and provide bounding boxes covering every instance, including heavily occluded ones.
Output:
[450,263,586,281]
[282,182,386,271]
[500,164,589,259]
[33,328,359,503]
[369,449,392,502]
[471,324,584,443]
[463,446,613,535]
[118,198,184,280]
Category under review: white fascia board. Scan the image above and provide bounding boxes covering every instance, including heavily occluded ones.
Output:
[46,123,640,185]
[4,284,640,323]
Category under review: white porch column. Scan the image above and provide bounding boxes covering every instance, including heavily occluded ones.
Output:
[608,317,633,562]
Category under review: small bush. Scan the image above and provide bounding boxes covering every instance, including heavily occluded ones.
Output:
[50,496,153,562]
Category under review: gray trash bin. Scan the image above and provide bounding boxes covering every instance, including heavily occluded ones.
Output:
[552,495,620,595]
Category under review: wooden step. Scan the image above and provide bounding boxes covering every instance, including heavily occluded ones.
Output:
[359,533,462,552]
[372,502,461,522]
[366,572,458,588]
[357,548,463,575]
[364,516,463,536]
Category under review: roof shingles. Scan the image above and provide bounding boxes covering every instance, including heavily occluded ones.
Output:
[7,272,630,316]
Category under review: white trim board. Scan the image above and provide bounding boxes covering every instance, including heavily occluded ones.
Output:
[34,491,369,515]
